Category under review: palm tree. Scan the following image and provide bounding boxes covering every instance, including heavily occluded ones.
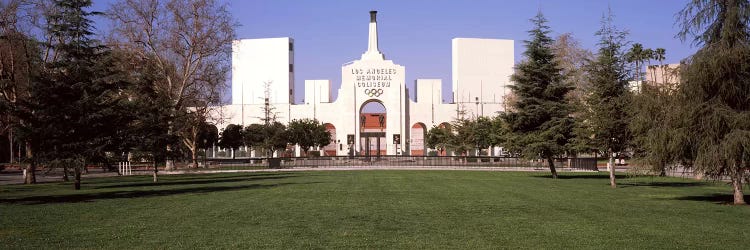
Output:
[644,48,655,82]
[654,48,666,84]
[626,43,646,82]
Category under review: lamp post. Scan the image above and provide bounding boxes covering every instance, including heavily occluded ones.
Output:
[475,97,479,118]
[201,139,207,168]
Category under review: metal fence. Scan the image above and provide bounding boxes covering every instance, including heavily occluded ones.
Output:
[205,156,599,171]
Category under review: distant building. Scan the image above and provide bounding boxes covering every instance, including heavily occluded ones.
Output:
[216,11,514,156]
[452,38,514,117]
[231,37,294,106]
[645,63,681,88]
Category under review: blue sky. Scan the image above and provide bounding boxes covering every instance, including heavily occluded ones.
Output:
[91,0,695,104]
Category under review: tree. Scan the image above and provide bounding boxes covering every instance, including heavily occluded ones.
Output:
[502,12,574,179]
[653,48,667,84]
[426,124,453,156]
[126,59,178,182]
[243,123,263,154]
[0,0,40,183]
[242,123,287,158]
[17,0,128,190]
[108,0,235,170]
[218,124,243,159]
[643,48,655,82]
[673,0,750,205]
[197,123,219,150]
[450,117,476,157]
[626,43,648,84]
[473,116,495,155]
[578,10,632,188]
[261,122,288,157]
[179,106,221,168]
[488,116,510,155]
[629,84,677,177]
[286,119,331,156]
[553,33,593,106]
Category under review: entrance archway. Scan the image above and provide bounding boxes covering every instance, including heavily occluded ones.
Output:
[410,123,426,156]
[359,100,386,156]
[323,123,337,156]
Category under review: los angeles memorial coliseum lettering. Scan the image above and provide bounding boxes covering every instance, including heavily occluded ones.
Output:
[352,68,397,88]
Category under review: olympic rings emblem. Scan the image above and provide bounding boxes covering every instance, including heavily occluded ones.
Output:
[364,88,384,97]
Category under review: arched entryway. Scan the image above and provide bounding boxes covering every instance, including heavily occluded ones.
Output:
[323,123,337,156]
[359,100,386,156]
[410,123,426,156]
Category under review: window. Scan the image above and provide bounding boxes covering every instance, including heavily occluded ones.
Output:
[289,64,294,72]
[289,42,293,51]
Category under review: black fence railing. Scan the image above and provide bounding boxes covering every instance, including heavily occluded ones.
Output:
[205,156,599,171]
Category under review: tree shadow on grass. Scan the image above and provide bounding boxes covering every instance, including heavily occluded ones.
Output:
[95,174,299,189]
[0,181,321,205]
[620,181,707,188]
[533,174,629,179]
[673,193,750,205]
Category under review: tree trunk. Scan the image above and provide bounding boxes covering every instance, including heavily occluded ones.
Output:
[24,162,36,184]
[546,156,558,179]
[165,120,175,170]
[609,154,617,188]
[658,162,667,177]
[73,167,81,190]
[62,165,69,182]
[165,160,175,170]
[24,142,35,184]
[191,146,198,168]
[8,128,13,164]
[731,172,745,205]
[153,162,159,183]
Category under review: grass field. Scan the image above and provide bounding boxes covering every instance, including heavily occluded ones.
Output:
[1,171,748,249]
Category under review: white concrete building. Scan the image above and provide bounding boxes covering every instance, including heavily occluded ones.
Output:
[216,11,514,156]
[231,37,294,106]
[452,38,514,117]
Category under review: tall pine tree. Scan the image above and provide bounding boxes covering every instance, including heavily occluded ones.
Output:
[578,11,631,188]
[503,12,573,179]
[19,0,126,189]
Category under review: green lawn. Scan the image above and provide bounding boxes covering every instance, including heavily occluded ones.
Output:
[1,171,748,249]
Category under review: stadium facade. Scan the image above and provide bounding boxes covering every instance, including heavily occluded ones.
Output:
[216,11,514,156]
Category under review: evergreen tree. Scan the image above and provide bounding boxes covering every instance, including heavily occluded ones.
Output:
[502,12,573,178]
[578,11,631,188]
[123,53,178,182]
[19,0,127,189]
[674,0,750,204]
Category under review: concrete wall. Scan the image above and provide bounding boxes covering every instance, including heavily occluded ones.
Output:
[452,38,514,117]
[232,38,294,106]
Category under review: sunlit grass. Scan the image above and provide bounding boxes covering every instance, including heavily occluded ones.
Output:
[1,171,748,249]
